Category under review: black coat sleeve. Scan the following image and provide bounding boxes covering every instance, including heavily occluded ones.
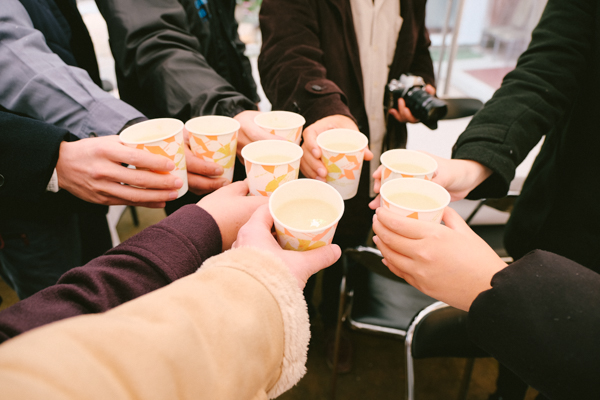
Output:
[95,0,256,120]
[468,250,600,399]
[452,0,595,199]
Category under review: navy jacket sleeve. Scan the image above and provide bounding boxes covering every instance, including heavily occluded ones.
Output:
[0,204,222,343]
[0,111,71,207]
[468,250,600,399]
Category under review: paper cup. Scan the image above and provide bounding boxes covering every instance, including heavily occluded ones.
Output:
[254,111,306,144]
[242,140,303,196]
[119,118,188,199]
[380,149,437,185]
[269,179,344,251]
[380,178,450,224]
[186,116,240,182]
[317,128,369,200]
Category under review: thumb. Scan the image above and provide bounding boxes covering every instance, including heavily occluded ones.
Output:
[219,180,250,196]
[441,206,469,232]
[245,203,274,232]
[296,244,341,277]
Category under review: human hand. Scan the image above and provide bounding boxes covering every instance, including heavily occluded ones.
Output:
[184,144,231,196]
[233,204,341,289]
[301,115,373,181]
[429,155,492,201]
[372,206,507,311]
[389,84,436,123]
[197,181,268,251]
[234,110,286,155]
[56,136,182,208]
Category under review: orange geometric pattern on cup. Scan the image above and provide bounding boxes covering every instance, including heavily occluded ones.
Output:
[323,154,361,182]
[270,126,302,143]
[381,166,433,185]
[189,132,237,170]
[274,223,338,251]
[381,197,443,223]
[245,160,300,196]
[133,132,186,171]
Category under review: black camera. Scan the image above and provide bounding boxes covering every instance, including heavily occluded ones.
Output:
[385,74,448,130]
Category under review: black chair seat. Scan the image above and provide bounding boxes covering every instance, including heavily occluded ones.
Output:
[351,268,436,332]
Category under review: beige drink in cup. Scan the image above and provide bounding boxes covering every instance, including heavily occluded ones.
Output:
[242,140,303,196]
[316,128,369,200]
[119,118,188,199]
[254,111,306,144]
[380,149,437,185]
[380,178,450,223]
[186,116,240,182]
[269,179,344,251]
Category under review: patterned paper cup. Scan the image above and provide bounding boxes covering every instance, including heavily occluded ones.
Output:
[380,149,437,185]
[269,179,345,251]
[241,140,303,196]
[316,128,369,200]
[119,118,188,199]
[380,178,450,224]
[254,111,306,144]
[185,116,240,182]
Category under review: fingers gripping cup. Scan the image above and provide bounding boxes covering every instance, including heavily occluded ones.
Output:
[380,149,438,185]
[119,118,188,199]
[254,111,306,144]
[317,129,369,200]
[380,178,450,224]
[241,140,303,196]
[185,116,240,182]
[269,179,344,251]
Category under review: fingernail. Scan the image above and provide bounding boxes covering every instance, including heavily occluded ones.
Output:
[166,161,176,171]
[372,214,377,222]
[221,181,230,187]
[316,176,326,182]
[214,166,224,175]
[372,235,378,243]
[312,149,320,158]
[174,178,183,188]
[169,191,178,200]
[318,168,327,177]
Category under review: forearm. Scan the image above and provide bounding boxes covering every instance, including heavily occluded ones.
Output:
[453,0,593,197]
[0,0,143,138]
[0,205,221,342]
[258,0,353,125]
[96,0,256,120]
[0,247,309,400]
[468,250,600,398]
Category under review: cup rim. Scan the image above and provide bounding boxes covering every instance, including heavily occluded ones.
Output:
[269,179,345,234]
[184,115,241,137]
[119,118,184,145]
[241,140,303,166]
[316,128,369,154]
[380,178,450,213]
[380,149,438,175]
[254,110,306,130]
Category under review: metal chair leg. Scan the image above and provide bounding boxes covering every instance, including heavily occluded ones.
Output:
[457,358,475,400]
[330,275,348,400]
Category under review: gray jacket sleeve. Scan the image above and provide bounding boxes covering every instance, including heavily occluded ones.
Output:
[95,0,257,120]
[0,0,143,139]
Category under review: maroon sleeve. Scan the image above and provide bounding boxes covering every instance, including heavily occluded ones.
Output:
[0,204,222,343]
[468,250,600,398]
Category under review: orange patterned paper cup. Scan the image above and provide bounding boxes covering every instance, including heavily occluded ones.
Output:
[241,140,303,196]
[269,179,344,251]
[254,111,306,144]
[380,178,450,224]
[186,116,240,183]
[317,128,369,200]
[380,149,437,185]
[119,118,188,199]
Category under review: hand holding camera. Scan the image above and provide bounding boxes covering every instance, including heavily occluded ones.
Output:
[385,74,447,130]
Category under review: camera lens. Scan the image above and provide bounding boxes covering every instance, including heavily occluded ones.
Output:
[404,88,447,129]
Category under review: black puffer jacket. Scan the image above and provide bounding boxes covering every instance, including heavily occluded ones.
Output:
[95,0,259,120]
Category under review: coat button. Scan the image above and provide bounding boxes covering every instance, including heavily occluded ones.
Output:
[0,174,4,187]
[312,84,323,91]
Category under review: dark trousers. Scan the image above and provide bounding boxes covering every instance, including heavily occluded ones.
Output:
[0,212,112,299]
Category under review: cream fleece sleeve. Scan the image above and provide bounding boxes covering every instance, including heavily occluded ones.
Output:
[0,247,309,400]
